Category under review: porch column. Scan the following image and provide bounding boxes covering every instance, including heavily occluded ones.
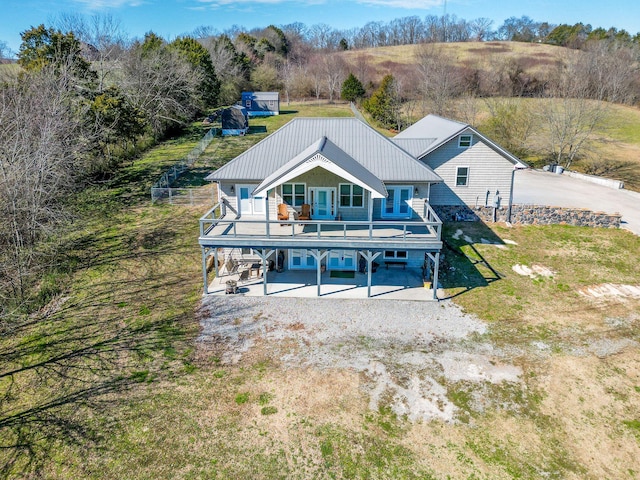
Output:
[368,193,374,238]
[265,190,270,237]
[213,247,219,278]
[360,250,381,298]
[310,249,329,296]
[202,247,209,295]
[432,251,440,300]
[255,249,275,296]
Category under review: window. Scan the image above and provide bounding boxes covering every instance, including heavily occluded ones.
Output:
[282,183,305,207]
[384,250,408,260]
[245,99,251,108]
[339,184,364,208]
[456,166,469,186]
[458,134,472,148]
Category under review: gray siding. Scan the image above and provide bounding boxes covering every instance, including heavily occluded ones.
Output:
[421,136,514,208]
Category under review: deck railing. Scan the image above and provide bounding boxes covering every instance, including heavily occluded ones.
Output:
[199,202,442,245]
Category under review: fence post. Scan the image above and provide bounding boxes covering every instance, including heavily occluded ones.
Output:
[189,189,194,206]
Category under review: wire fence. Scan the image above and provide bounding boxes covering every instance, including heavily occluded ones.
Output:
[151,185,217,206]
[151,127,217,204]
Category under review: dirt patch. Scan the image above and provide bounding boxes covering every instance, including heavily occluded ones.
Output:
[197,296,523,423]
[578,283,640,299]
[512,264,556,278]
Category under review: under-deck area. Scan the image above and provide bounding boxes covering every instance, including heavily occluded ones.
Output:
[207,267,439,301]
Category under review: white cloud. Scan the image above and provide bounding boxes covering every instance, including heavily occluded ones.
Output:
[357,0,442,8]
[72,0,146,8]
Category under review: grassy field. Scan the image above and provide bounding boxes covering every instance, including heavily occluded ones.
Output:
[1,102,639,479]
[341,41,570,81]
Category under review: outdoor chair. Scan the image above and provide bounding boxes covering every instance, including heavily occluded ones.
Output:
[277,203,290,225]
[298,203,311,222]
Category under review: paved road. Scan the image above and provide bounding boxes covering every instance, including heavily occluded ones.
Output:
[513,169,640,235]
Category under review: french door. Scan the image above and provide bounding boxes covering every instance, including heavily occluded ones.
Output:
[237,184,265,216]
[328,250,357,271]
[381,186,412,218]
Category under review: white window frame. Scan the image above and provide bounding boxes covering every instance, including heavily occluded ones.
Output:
[281,183,306,207]
[383,250,408,260]
[455,166,469,187]
[381,185,413,219]
[458,134,472,148]
[338,183,365,208]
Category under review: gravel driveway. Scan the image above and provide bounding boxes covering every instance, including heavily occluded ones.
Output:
[513,169,640,235]
[197,295,523,422]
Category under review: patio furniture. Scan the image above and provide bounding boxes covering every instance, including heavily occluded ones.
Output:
[277,203,290,225]
[225,280,238,294]
[298,203,311,221]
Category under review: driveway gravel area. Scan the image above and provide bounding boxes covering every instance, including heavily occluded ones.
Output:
[513,169,640,235]
[197,296,524,422]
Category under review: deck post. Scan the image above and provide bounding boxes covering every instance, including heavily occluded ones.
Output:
[368,195,374,239]
[213,247,219,278]
[432,251,440,300]
[255,249,275,296]
[202,247,209,295]
[360,250,381,298]
[310,249,329,296]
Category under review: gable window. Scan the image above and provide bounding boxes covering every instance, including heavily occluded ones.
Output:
[282,183,305,207]
[339,184,364,208]
[456,166,469,186]
[458,134,472,148]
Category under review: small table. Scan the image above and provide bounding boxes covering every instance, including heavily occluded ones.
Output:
[250,263,262,278]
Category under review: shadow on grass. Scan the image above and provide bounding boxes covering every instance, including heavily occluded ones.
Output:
[439,221,505,299]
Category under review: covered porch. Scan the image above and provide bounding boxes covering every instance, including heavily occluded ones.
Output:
[206,266,440,301]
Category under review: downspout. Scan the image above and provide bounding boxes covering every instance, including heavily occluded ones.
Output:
[507,167,516,223]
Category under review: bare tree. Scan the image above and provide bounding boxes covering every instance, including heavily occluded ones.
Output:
[322,54,346,103]
[536,52,610,168]
[119,42,204,137]
[470,18,494,41]
[0,65,89,309]
[415,44,461,117]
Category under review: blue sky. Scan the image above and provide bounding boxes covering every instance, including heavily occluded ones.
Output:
[2,0,639,54]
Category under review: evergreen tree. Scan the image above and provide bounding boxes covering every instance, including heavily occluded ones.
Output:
[363,74,400,129]
[341,73,365,102]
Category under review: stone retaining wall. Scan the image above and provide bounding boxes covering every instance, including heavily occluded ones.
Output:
[433,205,621,228]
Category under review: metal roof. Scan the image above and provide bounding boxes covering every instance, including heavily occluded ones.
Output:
[393,114,527,167]
[206,117,442,183]
[392,138,437,158]
[253,136,388,199]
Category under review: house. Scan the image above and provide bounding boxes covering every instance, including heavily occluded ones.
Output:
[221,105,249,136]
[198,117,444,298]
[393,115,527,221]
[241,91,280,117]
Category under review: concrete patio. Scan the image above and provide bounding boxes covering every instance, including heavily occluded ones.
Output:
[206,267,440,301]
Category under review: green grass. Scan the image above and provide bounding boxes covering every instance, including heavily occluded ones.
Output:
[2,105,640,479]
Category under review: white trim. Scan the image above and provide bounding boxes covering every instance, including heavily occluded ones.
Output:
[455,166,469,187]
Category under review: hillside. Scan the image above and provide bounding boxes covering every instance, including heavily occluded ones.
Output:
[341,41,571,79]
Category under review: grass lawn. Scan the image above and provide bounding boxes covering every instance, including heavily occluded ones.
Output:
[1,103,639,479]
